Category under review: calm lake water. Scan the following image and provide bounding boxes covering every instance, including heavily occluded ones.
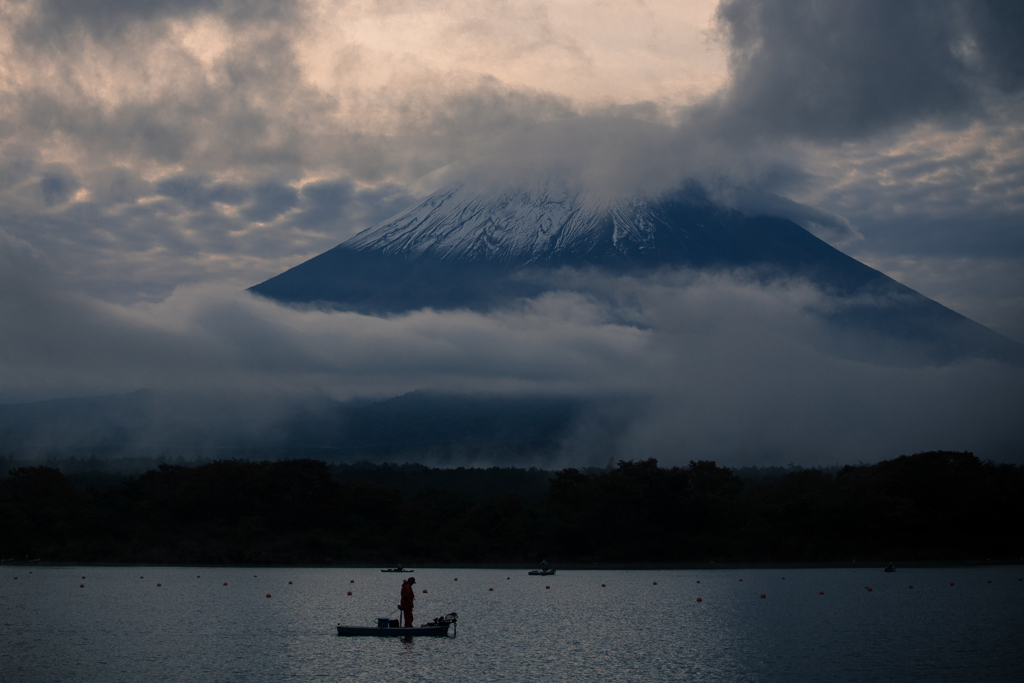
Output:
[2,564,1022,682]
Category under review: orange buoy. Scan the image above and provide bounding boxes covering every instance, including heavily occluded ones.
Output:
[422,589,427,593]
[347,591,352,596]
[909,585,914,589]
[507,577,510,580]
[157,583,161,587]
[653,582,657,585]
[454,578,458,581]
[739,579,743,582]
[223,582,228,586]
[80,584,84,588]
[950,582,955,586]
[288,581,292,585]
[760,594,766,599]
[601,584,606,587]
[867,587,873,592]
[696,580,700,584]
[266,594,271,598]
[818,591,824,595]
[489,588,494,591]
[987,580,992,584]
[696,597,702,602]
[350,580,354,583]
[781,577,785,580]
[197,575,200,578]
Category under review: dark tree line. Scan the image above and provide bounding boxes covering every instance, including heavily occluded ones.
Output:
[1,452,1021,564]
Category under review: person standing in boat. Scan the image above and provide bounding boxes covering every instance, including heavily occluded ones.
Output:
[399,577,416,627]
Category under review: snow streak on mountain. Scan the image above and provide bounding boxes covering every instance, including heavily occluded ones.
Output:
[345,183,651,264]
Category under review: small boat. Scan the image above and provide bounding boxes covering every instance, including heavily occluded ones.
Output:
[380,567,415,573]
[337,613,457,637]
[528,569,556,576]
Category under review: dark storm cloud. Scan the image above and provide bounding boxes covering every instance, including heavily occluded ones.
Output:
[965,1,1024,92]
[155,175,249,211]
[20,0,298,41]
[292,180,416,232]
[787,97,1024,288]
[0,146,37,192]
[7,21,332,181]
[0,166,416,305]
[149,174,414,243]
[708,0,1024,140]
[241,181,299,222]
[0,1,372,300]
[717,187,861,245]
[89,166,152,206]
[39,165,79,207]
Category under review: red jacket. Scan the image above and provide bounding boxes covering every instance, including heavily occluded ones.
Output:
[400,582,414,609]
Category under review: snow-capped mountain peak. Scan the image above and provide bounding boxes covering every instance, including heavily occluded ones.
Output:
[248,181,1024,366]
[344,183,652,264]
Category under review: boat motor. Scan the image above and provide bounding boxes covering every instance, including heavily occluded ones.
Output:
[421,612,458,635]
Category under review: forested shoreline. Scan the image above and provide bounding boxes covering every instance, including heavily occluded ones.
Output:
[1,452,1021,565]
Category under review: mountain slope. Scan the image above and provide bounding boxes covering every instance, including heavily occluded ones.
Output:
[250,183,1023,366]
[253,183,890,303]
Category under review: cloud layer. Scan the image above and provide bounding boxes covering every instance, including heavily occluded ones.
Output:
[3,228,1021,465]
[1,1,1022,464]
[709,0,1024,140]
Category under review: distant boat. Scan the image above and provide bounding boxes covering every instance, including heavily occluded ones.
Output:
[884,563,896,572]
[380,567,415,573]
[337,613,457,637]
[528,569,556,576]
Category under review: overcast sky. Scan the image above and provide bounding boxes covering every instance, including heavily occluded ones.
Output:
[1,0,1022,464]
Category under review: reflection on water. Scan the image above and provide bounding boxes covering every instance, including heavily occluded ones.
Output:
[2,565,1022,682]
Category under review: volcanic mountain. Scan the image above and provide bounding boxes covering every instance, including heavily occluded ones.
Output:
[251,182,1023,366]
